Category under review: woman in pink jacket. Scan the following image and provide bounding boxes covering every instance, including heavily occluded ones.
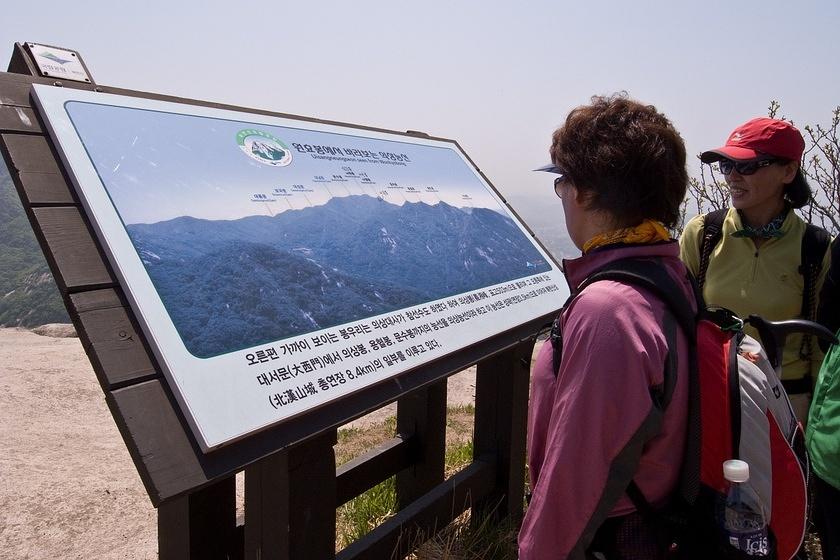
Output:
[519,95,694,559]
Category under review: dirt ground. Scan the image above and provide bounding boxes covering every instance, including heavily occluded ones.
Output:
[0,326,506,559]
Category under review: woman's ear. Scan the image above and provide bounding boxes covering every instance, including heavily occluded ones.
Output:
[571,184,593,208]
[781,161,799,184]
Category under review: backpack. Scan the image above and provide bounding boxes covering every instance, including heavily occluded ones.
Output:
[697,208,831,390]
[552,257,810,560]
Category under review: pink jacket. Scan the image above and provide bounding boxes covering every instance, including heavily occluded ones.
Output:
[519,242,693,559]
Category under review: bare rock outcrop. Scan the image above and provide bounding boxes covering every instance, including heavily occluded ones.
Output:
[31,323,77,338]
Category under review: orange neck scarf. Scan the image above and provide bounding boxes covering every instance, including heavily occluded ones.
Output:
[582,219,671,254]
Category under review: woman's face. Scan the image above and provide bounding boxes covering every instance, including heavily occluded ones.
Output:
[723,159,797,215]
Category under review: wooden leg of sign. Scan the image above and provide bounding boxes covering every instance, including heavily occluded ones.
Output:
[158,475,237,560]
[244,450,290,560]
[244,430,338,560]
[472,339,534,524]
[395,380,447,511]
[288,430,338,559]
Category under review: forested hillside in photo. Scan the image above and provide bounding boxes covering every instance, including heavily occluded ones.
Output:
[0,161,68,326]
[128,195,551,357]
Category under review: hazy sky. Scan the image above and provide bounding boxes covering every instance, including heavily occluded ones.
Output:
[59,97,510,223]
[3,0,839,227]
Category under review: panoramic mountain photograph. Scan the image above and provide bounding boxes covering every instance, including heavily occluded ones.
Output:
[32,100,556,358]
[127,194,550,357]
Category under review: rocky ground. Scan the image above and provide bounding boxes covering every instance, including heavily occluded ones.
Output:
[0,326,491,559]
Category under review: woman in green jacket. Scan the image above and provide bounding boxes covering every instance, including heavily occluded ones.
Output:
[679,118,830,424]
[808,235,840,560]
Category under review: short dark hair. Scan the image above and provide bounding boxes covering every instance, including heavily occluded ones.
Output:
[783,168,812,209]
[550,93,688,228]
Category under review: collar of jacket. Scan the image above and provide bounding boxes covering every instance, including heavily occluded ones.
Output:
[561,240,681,293]
[731,206,790,239]
[727,206,797,239]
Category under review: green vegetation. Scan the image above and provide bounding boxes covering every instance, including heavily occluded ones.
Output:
[0,162,68,327]
[334,407,519,559]
[409,505,520,560]
[337,475,397,547]
[335,414,399,549]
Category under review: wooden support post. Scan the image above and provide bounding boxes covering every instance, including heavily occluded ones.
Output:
[244,451,289,560]
[472,340,534,524]
[244,430,338,560]
[158,475,237,560]
[288,430,338,559]
[395,380,447,510]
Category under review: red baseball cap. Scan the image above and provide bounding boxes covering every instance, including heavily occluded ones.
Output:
[700,117,805,163]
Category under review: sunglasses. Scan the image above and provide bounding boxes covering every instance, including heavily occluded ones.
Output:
[718,158,779,176]
[553,174,569,199]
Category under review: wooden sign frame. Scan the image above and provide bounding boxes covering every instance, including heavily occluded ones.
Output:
[2,42,567,558]
[31,84,563,452]
[0,54,558,505]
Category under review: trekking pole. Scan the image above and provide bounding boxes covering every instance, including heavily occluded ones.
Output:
[744,316,839,370]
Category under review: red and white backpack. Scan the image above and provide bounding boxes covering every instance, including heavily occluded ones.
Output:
[564,258,816,559]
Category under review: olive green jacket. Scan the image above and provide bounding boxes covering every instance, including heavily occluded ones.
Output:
[680,209,830,380]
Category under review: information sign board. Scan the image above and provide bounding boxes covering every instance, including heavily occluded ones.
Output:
[33,85,568,450]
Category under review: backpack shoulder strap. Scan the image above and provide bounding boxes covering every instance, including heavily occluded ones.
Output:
[581,259,702,509]
[550,291,577,378]
[800,224,831,319]
[578,259,698,427]
[581,259,698,344]
[579,258,704,540]
[798,224,832,363]
[697,209,727,291]
[550,259,704,378]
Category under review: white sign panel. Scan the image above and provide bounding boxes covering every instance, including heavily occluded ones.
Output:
[33,85,568,451]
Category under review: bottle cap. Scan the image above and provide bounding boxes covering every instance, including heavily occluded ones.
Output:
[723,459,750,483]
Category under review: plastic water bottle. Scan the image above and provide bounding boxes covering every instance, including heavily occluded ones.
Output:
[721,460,769,557]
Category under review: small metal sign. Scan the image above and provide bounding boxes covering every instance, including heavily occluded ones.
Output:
[27,43,92,83]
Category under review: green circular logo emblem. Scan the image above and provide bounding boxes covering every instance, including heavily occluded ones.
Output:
[236,129,292,167]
